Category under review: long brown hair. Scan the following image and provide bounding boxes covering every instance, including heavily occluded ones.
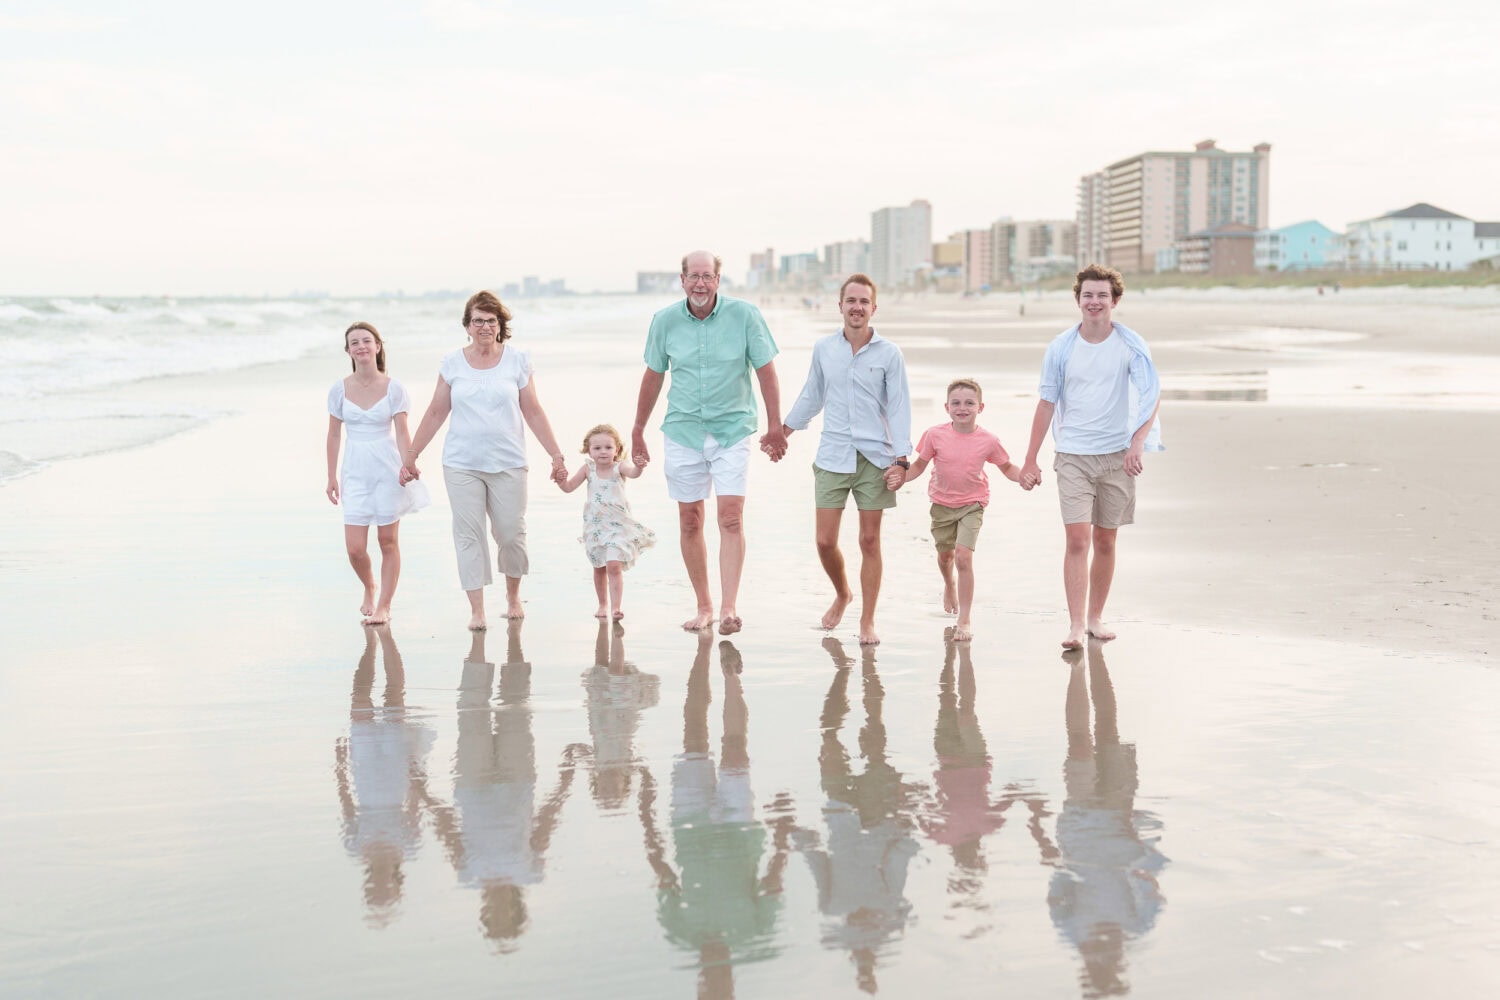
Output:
[345,322,386,372]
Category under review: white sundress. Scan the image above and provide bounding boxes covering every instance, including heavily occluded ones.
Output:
[579,460,656,569]
[328,378,431,527]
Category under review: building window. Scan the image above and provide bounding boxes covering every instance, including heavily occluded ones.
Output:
[1397,241,1407,250]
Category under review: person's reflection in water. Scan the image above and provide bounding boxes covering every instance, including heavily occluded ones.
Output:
[799,637,921,994]
[423,620,589,948]
[1048,641,1167,998]
[333,625,435,927]
[582,620,660,812]
[638,634,795,1000]
[921,639,1057,913]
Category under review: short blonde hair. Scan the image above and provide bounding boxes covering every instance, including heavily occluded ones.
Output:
[945,378,983,403]
[580,423,626,462]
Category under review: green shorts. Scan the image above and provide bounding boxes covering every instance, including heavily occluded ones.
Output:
[813,454,896,511]
[930,502,985,551]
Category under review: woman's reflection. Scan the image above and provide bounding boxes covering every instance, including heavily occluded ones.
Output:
[638,634,794,1000]
[333,625,435,927]
[921,640,1056,913]
[582,620,660,812]
[422,620,589,948]
[798,637,921,994]
[1048,642,1168,998]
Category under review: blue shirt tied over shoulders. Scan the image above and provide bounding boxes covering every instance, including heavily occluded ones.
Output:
[1038,321,1164,455]
[784,329,913,472]
[644,295,779,450]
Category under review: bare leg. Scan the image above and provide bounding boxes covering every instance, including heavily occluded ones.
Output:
[607,561,625,619]
[1062,522,1092,648]
[504,575,524,618]
[937,549,958,614]
[344,524,376,617]
[466,587,486,631]
[593,566,608,618]
[1086,526,1118,640]
[814,506,853,629]
[953,544,975,641]
[716,496,745,634]
[678,501,715,630]
[856,508,883,645]
[365,522,400,624]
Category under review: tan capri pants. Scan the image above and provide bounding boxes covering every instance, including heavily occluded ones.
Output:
[444,465,528,590]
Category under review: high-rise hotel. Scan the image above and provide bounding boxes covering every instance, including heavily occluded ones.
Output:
[1077,139,1271,272]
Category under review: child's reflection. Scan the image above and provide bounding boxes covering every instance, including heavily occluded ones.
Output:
[798,638,922,994]
[581,620,659,811]
[921,640,1056,908]
[333,625,435,927]
[638,634,794,1000]
[422,620,589,947]
[1047,641,1167,998]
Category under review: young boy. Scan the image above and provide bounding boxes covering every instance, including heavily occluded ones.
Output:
[900,379,1021,642]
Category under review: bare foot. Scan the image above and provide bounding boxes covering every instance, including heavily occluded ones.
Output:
[718,615,743,636]
[360,587,376,618]
[857,624,880,646]
[594,606,609,619]
[820,592,853,629]
[363,606,391,626]
[468,612,488,631]
[942,583,958,615]
[612,609,625,621]
[505,599,525,619]
[1086,620,1116,641]
[682,609,715,631]
[1061,625,1086,649]
[952,623,972,642]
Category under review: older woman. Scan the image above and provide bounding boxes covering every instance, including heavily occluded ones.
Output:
[403,291,567,629]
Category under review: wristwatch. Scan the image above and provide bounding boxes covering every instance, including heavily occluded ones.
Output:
[894,458,910,469]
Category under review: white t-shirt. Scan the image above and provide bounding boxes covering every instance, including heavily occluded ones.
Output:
[1054,332,1133,455]
[439,346,533,472]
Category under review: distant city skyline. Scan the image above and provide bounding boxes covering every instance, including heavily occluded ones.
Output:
[3,2,1497,295]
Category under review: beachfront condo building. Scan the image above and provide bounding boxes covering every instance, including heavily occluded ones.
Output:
[1254,220,1345,272]
[1344,203,1500,271]
[824,239,871,283]
[870,200,933,290]
[1076,139,1272,273]
[990,219,1079,285]
[956,229,992,293]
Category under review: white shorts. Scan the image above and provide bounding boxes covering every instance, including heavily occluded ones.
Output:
[662,433,751,502]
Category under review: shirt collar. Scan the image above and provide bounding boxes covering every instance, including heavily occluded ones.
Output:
[681,294,722,321]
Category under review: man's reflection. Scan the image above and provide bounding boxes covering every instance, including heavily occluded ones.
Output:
[582,620,660,811]
[799,638,921,993]
[333,625,435,927]
[639,635,794,1000]
[921,640,1056,911]
[1048,642,1167,998]
[423,620,588,948]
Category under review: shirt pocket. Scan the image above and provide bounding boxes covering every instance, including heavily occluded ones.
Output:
[853,363,888,403]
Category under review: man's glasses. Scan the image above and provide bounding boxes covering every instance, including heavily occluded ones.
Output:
[684,273,719,284]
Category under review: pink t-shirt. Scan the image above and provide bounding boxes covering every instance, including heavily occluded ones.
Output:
[916,423,1012,507]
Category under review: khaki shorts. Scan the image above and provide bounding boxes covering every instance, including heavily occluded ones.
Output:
[1054,451,1135,527]
[930,502,985,551]
[814,454,895,511]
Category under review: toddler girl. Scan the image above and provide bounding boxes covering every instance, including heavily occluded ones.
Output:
[558,424,656,619]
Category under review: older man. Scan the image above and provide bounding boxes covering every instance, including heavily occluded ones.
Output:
[633,250,786,635]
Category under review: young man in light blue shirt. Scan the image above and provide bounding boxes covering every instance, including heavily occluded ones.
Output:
[1021,264,1162,649]
[633,250,786,636]
[782,274,912,646]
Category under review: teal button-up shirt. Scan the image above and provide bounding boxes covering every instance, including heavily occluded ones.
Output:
[644,295,779,450]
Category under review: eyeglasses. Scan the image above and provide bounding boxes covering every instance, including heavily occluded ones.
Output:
[684,273,719,284]
[469,318,501,328]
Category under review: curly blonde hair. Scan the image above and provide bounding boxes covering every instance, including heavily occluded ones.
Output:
[580,423,626,462]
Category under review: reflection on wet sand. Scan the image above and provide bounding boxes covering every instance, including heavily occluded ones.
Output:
[798,638,921,993]
[638,634,795,1000]
[581,621,660,812]
[1049,642,1167,998]
[921,640,1056,921]
[333,626,435,927]
[423,621,589,948]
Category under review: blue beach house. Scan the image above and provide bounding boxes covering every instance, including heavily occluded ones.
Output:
[1254,220,1344,272]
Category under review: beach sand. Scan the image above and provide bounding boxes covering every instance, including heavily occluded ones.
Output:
[2,288,1496,997]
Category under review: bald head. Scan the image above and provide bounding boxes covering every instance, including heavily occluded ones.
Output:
[681,250,721,276]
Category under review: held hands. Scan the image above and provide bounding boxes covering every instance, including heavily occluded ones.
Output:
[631,427,650,465]
[883,464,906,492]
[633,452,649,473]
[550,455,568,485]
[1019,461,1042,491]
[759,424,790,463]
[398,463,420,486]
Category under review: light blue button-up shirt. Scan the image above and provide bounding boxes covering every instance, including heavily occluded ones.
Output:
[644,295,779,450]
[784,329,912,473]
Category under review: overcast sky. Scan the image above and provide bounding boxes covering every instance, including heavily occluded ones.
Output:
[3,1,1495,295]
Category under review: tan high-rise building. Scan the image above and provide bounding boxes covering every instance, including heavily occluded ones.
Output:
[870,199,933,290]
[1077,139,1271,272]
[957,229,992,293]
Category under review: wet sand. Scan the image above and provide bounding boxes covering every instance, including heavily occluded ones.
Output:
[1,288,1497,997]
